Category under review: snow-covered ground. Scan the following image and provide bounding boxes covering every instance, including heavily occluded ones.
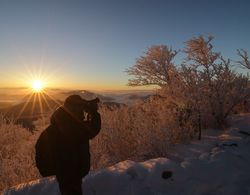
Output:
[2,114,250,195]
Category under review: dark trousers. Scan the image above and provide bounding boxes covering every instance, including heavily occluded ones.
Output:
[54,148,90,195]
[57,175,83,195]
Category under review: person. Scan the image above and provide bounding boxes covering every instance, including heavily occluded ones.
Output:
[35,95,101,195]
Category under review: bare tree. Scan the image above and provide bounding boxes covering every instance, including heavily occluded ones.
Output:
[126,45,178,87]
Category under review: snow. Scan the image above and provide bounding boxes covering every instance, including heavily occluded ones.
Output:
[2,114,250,195]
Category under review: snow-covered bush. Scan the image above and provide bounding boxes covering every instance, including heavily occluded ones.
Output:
[91,98,194,170]
[0,115,41,192]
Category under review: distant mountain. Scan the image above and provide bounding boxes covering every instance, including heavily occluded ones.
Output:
[0,92,62,130]
[60,89,155,105]
[0,101,15,109]
[109,92,154,105]
[62,90,115,102]
[127,94,151,101]
[3,93,62,117]
[0,90,155,130]
[61,90,126,109]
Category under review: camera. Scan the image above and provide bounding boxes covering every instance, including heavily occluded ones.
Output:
[82,97,100,113]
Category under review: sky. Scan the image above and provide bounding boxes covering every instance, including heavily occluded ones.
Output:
[0,0,249,91]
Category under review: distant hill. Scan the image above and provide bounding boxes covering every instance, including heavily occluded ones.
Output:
[97,91,154,105]
[0,101,15,109]
[2,92,62,117]
[61,90,154,104]
[0,92,62,130]
[62,90,115,102]
[62,90,126,109]
[0,90,154,130]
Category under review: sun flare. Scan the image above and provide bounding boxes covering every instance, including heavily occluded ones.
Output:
[32,80,44,92]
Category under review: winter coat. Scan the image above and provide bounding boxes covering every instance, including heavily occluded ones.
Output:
[35,106,101,179]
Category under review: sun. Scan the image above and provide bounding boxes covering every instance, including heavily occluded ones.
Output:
[32,80,44,92]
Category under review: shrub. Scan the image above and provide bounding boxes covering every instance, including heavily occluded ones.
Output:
[0,115,40,192]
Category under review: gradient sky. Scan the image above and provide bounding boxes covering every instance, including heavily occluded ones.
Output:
[0,0,249,90]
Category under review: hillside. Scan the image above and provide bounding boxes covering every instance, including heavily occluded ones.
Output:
[3,114,250,195]
[0,93,62,130]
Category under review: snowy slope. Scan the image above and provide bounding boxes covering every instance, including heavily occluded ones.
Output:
[2,114,250,195]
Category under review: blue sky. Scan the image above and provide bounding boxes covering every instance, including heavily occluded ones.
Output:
[0,0,249,90]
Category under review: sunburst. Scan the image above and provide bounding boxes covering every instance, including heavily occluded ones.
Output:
[32,80,44,92]
[14,68,62,129]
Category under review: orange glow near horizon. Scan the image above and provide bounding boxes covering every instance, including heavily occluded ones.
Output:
[15,87,63,128]
[10,67,63,126]
[1,65,155,91]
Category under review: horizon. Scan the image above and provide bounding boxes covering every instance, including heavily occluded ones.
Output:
[0,87,155,104]
[0,86,155,93]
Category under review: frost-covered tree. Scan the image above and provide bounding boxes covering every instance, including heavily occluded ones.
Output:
[184,36,249,128]
[126,45,178,87]
[126,35,250,132]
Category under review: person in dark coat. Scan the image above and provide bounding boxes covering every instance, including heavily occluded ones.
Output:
[36,95,101,195]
